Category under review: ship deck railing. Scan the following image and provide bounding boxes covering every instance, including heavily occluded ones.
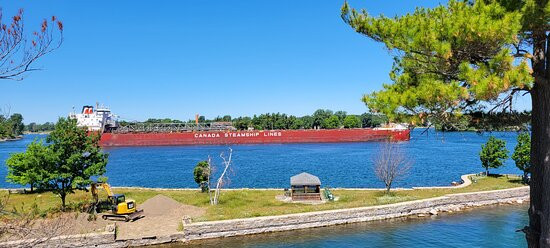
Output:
[112,122,236,133]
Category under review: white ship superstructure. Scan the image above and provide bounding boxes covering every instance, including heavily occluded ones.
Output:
[69,104,117,132]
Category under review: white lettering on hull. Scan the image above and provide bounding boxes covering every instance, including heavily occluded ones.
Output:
[194,133,221,138]
[194,132,282,139]
[262,132,281,137]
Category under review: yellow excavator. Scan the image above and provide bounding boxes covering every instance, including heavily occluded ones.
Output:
[90,182,144,222]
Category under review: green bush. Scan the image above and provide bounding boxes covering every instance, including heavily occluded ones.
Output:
[193,161,210,192]
[512,132,531,183]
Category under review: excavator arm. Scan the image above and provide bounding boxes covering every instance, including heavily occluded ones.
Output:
[91,182,114,203]
[100,183,114,197]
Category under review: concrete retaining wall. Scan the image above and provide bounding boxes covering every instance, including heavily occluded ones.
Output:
[0,186,529,247]
[183,186,529,241]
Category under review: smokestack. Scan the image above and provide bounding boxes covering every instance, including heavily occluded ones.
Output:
[195,114,199,125]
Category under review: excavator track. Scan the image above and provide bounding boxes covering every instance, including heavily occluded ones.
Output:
[101,209,144,222]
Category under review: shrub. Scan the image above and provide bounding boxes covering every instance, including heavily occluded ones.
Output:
[479,136,509,175]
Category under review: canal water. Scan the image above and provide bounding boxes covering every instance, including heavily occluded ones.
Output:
[0,129,523,188]
[161,204,528,248]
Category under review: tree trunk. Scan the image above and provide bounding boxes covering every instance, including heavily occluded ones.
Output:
[60,182,66,211]
[61,192,66,211]
[527,78,550,248]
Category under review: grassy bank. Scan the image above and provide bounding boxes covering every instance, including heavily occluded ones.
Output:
[1,175,524,222]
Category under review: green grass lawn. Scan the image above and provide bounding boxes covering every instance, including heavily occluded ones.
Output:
[1,174,525,222]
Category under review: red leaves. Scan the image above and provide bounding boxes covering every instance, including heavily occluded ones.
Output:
[41,19,47,32]
[57,21,63,31]
[0,8,63,80]
[12,9,23,23]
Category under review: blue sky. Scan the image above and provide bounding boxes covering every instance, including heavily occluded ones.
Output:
[0,1,531,123]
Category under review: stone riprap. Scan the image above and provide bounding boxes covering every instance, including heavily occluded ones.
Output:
[183,186,528,241]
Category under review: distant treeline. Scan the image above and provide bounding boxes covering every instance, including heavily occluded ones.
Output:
[2,109,532,138]
[25,122,56,133]
[123,109,389,130]
[137,110,532,132]
[435,111,531,132]
[0,113,24,139]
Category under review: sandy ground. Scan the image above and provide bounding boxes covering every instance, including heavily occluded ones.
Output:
[115,194,205,240]
[0,213,108,242]
[1,194,205,242]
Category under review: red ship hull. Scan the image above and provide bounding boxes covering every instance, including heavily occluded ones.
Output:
[99,128,410,147]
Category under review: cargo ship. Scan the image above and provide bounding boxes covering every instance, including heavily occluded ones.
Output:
[69,105,410,147]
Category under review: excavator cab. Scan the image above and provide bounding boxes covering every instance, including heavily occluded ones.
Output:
[109,193,136,214]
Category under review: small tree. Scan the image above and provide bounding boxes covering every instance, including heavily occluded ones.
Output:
[5,118,108,210]
[512,132,531,184]
[373,143,411,194]
[45,118,108,210]
[6,140,51,192]
[479,136,509,175]
[193,161,210,192]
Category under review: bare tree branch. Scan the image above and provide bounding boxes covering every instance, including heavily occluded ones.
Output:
[373,142,412,193]
[0,9,63,81]
[208,148,233,205]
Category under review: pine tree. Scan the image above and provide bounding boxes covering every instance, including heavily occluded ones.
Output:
[341,1,550,246]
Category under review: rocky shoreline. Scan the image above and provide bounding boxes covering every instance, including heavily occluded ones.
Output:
[0,136,22,142]
[0,185,529,248]
[182,186,528,241]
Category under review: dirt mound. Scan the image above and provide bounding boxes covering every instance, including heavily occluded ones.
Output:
[139,194,205,218]
[140,194,183,217]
